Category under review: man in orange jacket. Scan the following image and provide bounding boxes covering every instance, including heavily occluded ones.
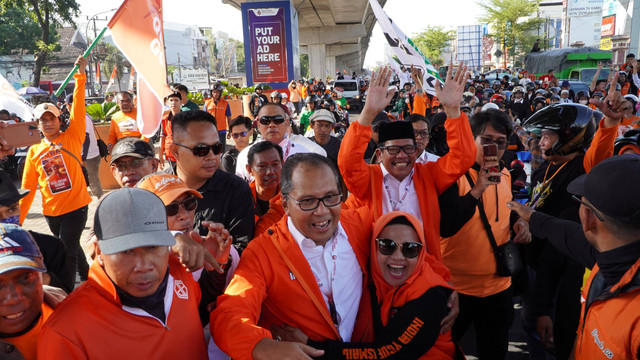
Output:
[204,82,232,141]
[38,188,221,359]
[212,153,375,360]
[338,64,476,261]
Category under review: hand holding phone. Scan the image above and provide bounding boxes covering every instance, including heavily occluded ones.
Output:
[0,122,41,148]
[482,143,500,183]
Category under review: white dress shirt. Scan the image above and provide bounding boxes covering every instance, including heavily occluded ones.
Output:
[415,150,440,164]
[235,134,326,182]
[287,218,362,341]
[380,165,423,221]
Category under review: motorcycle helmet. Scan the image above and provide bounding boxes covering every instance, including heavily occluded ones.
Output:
[614,129,640,155]
[523,103,600,156]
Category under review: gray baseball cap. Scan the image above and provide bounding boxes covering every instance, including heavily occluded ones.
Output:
[310,109,335,124]
[94,188,175,255]
[110,137,155,165]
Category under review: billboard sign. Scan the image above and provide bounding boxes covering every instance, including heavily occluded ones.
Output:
[248,8,288,83]
[172,69,209,90]
[601,15,615,37]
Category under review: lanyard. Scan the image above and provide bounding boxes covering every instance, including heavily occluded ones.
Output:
[383,176,412,211]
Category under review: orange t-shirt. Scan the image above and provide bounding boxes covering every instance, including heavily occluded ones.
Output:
[4,303,54,360]
[20,73,92,223]
[107,108,148,145]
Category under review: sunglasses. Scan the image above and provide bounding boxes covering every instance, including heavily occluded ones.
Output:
[165,195,198,216]
[231,131,248,139]
[380,144,418,155]
[110,158,150,172]
[258,115,286,126]
[174,142,224,157]
[376,238,423,259]
[480,136,507,150]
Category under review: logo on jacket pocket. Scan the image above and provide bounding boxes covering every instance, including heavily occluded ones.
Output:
[174,280,188,299]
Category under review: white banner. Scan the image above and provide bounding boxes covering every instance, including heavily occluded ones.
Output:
[0,74,34,121]
[172,69,209,91]
[369,0,441,96]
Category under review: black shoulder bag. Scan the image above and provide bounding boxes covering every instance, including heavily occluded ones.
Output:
[93,127,109,160]
[464,172,522,277]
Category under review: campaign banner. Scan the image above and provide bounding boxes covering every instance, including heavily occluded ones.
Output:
[601,15,615,37]
[248,7,288,83]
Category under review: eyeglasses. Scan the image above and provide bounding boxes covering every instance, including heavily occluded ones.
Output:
[571,195,604,222]
[376,238,423,259]
[284,193,342,211]
[165,195,198,216]
[480,136,507,150]
[110,157,150,172]
[258,115,286,126]
[414,130,430,139]
[380,145,418,155]
[231,131,248,139]
[174,142,224,157]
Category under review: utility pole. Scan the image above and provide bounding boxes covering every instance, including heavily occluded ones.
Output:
[178,53,182,80]
[630,0,640,56]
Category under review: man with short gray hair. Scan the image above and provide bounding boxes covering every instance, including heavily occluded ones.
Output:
[38,188,211,359]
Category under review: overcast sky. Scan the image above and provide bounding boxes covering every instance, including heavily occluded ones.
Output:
[74,0,485,68]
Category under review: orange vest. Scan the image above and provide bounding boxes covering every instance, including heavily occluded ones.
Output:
[440,167,512,297]
[38,257,207,360]
[574,259,640,359]
[211,209,375,360]
[621,82,631,96]
[205,98,230,131]
[161,115,176,162]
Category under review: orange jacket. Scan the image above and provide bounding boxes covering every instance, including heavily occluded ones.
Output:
[440,167,512,297]
[583,119,620,172]
[338,114,477,261]
[254,194,285,236]
[107,108,147,146]
[412,93,431,116]
[205,98,230,131]
[211,209,375,360]
[38,256,207,360]
[20,73,92,223]
[574,259,640,359]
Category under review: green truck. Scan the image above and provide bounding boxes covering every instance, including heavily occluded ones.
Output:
[524,47,612,85]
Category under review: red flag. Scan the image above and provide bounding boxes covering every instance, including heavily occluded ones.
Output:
[108,0,171,136]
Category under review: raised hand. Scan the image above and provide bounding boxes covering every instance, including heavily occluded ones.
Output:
[434,62,468,119]
[589,72,626,124]
[75,56,88,75]
[359,66,396,126]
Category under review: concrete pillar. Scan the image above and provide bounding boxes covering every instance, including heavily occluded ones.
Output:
[309,44,326,80]
[326,56,336,79]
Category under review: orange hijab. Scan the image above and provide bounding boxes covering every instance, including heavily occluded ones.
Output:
[370,211,452,326]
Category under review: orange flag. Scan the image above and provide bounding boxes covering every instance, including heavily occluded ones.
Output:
[108,0,171,137]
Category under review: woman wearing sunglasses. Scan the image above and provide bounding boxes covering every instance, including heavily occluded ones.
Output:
[272,211,458,359]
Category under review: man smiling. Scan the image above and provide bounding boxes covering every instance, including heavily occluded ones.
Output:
[338,64,476,260]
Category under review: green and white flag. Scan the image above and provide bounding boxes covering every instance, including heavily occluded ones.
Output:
[369,0,442,96]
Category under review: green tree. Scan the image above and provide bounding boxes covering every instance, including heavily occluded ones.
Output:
[0,6,42,54]
[101,43,125,92]
[6,0,80,86]
[412,26,455,67]
[478,0,543,67]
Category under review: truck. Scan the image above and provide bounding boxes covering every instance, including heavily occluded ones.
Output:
[524,47,612,85]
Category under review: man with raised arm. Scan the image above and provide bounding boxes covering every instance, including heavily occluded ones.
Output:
[338,64,476,260]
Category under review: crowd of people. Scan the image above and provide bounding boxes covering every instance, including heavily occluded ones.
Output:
[0,50,639,360]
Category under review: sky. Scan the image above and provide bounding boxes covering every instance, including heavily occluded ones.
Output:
[74,0,485,68]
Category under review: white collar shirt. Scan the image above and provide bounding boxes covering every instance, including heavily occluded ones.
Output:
[415,150,440,164]
[380,165,422,221]
[287,218,362,341]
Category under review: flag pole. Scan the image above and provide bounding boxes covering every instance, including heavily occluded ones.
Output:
[54,26,108,97]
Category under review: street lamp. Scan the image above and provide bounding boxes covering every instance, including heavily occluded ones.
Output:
[85,8,117,97]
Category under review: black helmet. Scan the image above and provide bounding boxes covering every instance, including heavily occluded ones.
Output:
[255,84,264,90]
[534,80,542,86]
[212,82,224,92]
[322,99,336,109]
[523,103,601,156]
[492,80,501,87]
[614,129,640,154]
[270,90,282,100]
[483,88,495,97]
[305,95,319,105]
[525,82,535,91]
[532,98,547,110]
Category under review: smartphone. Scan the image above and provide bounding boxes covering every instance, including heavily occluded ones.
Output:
[482,143,500,182]
[0,122,41,148]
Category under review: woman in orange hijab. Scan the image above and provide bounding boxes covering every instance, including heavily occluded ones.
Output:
[272,211,459,359]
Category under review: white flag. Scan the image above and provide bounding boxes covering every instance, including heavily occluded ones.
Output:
[0,74,34,121]
[369,0,442,96]
[386,54,402,76]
